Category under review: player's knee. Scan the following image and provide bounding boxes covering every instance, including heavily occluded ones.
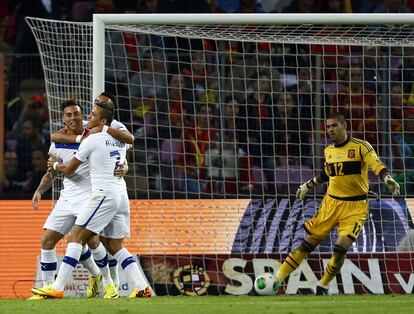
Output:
[87,235,100,249]
[300,240,316,253]
[41,229,64,249]
[332,244,347,266]
[41,234,58,249]
[105,239,124,256]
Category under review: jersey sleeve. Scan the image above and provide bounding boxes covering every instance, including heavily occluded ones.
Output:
[75,136,93,162]
[110,119,127,131]
[320,163,330,182]
[360,140,386,176]
[48,143,56,156]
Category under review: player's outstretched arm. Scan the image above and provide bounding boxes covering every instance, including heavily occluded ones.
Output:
[47,155,82,175]
[362,143,400,197]
[32,170,55,209]
[51,127,87,144]
[107,127,134,145]
[88,124,134,144]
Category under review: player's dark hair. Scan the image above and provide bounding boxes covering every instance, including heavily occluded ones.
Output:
[99,107,113,125]
[61,99,82,112]
[94,92,116,125]
[99,92,116,107]
[328,112,346,125]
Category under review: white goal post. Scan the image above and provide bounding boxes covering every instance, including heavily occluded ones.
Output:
[27,13,414,296]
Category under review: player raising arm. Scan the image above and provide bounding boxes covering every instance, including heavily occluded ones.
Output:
[51,92,134,146]
[274,112,400,295]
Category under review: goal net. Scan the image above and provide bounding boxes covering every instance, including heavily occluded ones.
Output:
[27,14,414,296]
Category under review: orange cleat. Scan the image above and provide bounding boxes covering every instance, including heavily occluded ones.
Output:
[31,285,64,299]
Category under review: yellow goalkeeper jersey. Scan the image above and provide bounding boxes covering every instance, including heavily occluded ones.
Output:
[323,137,386,200]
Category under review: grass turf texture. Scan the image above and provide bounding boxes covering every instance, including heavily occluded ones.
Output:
[0,295,412,314]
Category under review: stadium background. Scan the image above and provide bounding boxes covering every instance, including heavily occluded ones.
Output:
[1,0,414,298]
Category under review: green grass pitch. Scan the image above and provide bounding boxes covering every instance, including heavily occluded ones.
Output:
[0,295,412,314]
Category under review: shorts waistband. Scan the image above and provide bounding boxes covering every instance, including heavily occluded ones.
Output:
[328,194,367,201]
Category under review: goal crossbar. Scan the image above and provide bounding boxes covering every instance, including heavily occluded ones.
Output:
[94,13,414,26]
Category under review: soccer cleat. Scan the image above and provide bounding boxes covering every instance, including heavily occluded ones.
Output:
[31,285,64,299]
[128,286,153,298]
[103,283,119,298]
[86,274,102,298]
[315,285,329,295]
[27,294,46,300]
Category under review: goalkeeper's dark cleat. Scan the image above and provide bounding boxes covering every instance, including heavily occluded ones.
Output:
[315,285,328,295]
[128,286,153,298]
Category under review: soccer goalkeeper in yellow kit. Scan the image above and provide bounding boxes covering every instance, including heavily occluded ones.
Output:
[274,112,400,295]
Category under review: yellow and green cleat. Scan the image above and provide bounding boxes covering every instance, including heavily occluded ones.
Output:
[103,283,119,298]
[86,274,102,298]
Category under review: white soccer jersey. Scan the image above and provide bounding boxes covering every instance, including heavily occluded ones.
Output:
[75,132,127,195]
[49,119,128,199]
[49,143,91,200]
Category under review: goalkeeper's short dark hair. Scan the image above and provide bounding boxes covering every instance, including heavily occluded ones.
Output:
[328,112,346,125]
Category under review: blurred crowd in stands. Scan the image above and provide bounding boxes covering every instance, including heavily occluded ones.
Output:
[1,0,414,198]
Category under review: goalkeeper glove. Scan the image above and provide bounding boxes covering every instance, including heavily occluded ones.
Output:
[296,177,318,200]
[384,174,400,197]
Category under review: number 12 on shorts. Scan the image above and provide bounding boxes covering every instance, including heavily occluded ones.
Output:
[352,222,362,237]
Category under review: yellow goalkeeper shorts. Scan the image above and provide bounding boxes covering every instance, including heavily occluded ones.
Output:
[304,195,368,241]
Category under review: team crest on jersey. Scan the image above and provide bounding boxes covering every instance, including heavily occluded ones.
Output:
[348,149,356,158]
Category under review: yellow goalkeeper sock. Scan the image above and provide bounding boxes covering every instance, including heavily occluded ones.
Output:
[276,245,310,282]
[319,244,346,287]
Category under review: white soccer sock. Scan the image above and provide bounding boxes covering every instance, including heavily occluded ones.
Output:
[92,243,113,286]
[79,245,100,277]
[108,253,119,287]
[114,248,147,290]
[40,248,57,287]
[53,242,82,291]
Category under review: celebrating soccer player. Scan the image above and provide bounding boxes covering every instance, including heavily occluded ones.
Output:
[31,93,152,299]
[28,98,134,299]
[273,112,400,295]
